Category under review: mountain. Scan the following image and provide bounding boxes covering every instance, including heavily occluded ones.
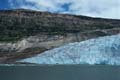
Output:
[0,9,120,63]
[0,9,120,42]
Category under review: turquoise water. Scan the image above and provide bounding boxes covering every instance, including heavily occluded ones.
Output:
[0,65,120,80]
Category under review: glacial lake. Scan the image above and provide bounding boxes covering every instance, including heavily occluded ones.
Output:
[0,65,120,80]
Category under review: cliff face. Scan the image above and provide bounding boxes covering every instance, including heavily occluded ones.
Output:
[0,9,120,63]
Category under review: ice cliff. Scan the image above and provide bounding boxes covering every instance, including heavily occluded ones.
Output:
[19,34,120,65]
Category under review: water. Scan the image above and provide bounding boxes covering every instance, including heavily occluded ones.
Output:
[0,65,120,80]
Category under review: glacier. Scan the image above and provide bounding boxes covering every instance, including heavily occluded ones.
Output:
[18,34,120,65]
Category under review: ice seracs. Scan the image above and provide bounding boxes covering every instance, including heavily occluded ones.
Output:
[19,34,120,65]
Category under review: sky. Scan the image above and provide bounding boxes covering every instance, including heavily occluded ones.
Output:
[0,0,120,19]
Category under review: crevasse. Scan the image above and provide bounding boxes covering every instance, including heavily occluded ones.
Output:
[19,34,120,65]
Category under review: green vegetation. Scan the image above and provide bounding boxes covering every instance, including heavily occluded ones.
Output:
[0,10,120,42]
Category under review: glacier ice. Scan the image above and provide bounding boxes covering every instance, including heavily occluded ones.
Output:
[19,34,120,65]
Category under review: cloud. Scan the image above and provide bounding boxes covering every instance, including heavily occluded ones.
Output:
[8,0,120,19]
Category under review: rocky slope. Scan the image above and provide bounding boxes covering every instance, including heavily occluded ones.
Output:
[0,9,120,63]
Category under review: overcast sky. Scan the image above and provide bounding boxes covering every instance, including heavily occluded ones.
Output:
[0,0,120,19]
